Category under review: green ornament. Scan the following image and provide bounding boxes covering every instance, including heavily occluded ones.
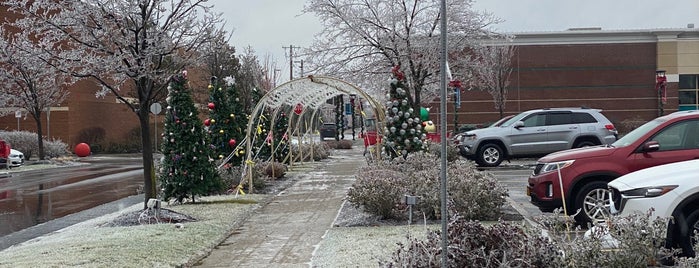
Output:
[420,107,429,121]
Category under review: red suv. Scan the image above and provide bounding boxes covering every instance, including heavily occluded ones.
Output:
[527,110,699,224]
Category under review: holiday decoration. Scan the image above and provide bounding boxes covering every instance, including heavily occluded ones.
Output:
[229,139,236,147]
[205,76,248,167]
[383,65,426,158]
[204,119,211,126]
[207,102,215,109]
[75,143,91,157]
[159,73,222,203]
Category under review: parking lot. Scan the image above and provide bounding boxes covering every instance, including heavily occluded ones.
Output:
[480,159,546,222]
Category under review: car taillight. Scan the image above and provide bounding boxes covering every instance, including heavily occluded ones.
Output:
[605,124,616,131]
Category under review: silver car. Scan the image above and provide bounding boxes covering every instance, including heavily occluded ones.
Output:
[457,107,618,167]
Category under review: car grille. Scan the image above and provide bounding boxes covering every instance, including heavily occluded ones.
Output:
[532,163,544,175]
[610,187,622,213]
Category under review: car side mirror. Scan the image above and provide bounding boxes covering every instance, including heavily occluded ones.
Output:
[642,141,660,152]
[513,121,524,129]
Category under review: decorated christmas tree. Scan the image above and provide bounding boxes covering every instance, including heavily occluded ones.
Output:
[159,71,222,203]
[383,65,426,158]
[205,76,247,166]
[271,111,290,163]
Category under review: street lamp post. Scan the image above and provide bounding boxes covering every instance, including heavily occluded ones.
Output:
[656,70,667,116]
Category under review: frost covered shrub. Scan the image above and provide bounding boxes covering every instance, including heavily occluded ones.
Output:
[534,209,677,267]
[0,130,69,159]
[426,141,459,162]
[385,216,558,267]
[263,161,287,179]
[325,139,353,149]
[349,152,507,221]
[291,143,330,162]
[347,167,407,219]
[76,127,106,153]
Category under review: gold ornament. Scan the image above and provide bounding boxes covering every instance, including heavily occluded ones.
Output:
[218,154,224,159]
[230,114,235,118]
[207,84,213,90]
[219,130,225,134]
[211,119,216,124]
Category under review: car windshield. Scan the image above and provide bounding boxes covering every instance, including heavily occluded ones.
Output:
[499,113,528,127]
[489,115,514,127]
[611,118,665,147]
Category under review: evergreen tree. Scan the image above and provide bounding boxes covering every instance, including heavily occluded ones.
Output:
[159,72,222,203]
[205,76,247,166]
[271,111,290,163]
[383,66,426,158]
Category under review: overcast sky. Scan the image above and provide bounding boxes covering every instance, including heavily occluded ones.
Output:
[209,0,699,83]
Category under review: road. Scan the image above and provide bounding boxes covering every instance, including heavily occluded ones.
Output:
[481,160,547,223]
[0,155,144,238]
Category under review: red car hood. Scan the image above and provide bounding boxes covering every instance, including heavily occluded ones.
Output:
[537,145,617,163]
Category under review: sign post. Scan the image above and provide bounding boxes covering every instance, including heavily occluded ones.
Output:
[150,103,162,151]
[15,110,21,130]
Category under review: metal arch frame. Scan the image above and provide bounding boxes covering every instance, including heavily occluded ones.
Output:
[241,76,386,193]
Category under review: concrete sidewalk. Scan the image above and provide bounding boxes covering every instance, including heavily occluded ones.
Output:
[194,145,366,267]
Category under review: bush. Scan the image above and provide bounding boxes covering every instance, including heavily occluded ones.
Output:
[76,127,106,153]
[426,141,459,162]
[385,216,557,267]
[347,168,407,219]
[216,164,267,194]
[534,209,677,267]
[348,152,507,221]
[290,143,331,162]
[325,140,353,149]
[263,161,287,179]
[0,130,69,160]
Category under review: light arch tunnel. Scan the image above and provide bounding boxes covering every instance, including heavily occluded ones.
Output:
[234,75,385,193]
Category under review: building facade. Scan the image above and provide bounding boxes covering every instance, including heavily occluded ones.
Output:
[2,26,698,146]
[440,26,699,133]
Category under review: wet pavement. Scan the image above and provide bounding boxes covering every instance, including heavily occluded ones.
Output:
[194,145,366,267]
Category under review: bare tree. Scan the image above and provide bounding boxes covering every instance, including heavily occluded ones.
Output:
[237,47,277,113]
[471,39,516,118]
[0,27,72,160]
[202,32,240,82]
[5,0,225,208]
[302,0,499,110]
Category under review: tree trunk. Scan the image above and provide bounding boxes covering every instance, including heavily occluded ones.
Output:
[33,112,45,160]
[138,108,156,209]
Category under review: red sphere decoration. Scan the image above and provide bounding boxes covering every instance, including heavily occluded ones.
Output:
[75,143,91,157]
[204,119,211,126]
[229,139,237,147]
[207,102,215,109]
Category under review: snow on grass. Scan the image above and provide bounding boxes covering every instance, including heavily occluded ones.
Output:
[0,195,267,268]
[311,224,440,267]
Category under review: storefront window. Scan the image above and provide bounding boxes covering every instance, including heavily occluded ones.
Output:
[679,75,699,111]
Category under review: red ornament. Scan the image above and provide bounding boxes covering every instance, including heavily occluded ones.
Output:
[204,119,211,126]
[75,143,91,157]
[229,139,236,147]
[208,102,215,109]
[391,65,405,81]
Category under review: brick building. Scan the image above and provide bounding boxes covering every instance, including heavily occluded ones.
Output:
[2,26,698,146]
[438,26,699,133]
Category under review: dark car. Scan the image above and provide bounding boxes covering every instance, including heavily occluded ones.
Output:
[319,123,337,139]
[528,110,699,224]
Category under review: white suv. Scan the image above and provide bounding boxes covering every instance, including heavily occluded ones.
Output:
[609,159,699,257]
[456,107,618,167]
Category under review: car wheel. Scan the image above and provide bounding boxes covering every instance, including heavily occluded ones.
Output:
[574,140,597,148]
[574,181,611,225]
[677,209,699,258]
[476,143,503,167]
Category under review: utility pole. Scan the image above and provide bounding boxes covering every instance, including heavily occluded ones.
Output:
[295,60,304,78]
[283,45,301,80]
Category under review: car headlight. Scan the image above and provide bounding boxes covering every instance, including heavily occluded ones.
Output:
[540,160,575,174]
[622,185,677,198]
[463,134,476,141]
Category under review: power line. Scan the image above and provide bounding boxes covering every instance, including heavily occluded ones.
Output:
[283,45,301,80]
